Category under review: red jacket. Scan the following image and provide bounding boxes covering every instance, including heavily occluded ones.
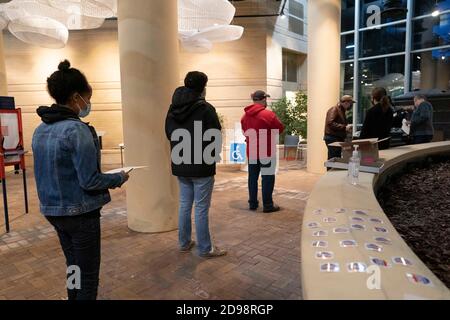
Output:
[241,104,284,160]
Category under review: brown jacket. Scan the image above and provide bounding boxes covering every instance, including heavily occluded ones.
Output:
[324,104,348,139]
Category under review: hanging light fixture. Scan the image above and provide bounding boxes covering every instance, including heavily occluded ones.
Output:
[4,0,105,31]
[431,0,441,17]
[178,0,236,31]
[8,15,69,48]
[0,5,8,30]
[186,24,243,43]
[47,0,116,19]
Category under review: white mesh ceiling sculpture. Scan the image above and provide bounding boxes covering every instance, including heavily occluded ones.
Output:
[1,0,243,52]
[178,0,244,53]
[48,0,116,19]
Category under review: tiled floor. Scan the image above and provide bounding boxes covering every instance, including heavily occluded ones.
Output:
[0,162,320,300]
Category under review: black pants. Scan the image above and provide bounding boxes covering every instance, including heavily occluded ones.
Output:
[324,135,344,160]
[412,135,433,145]
[248,159,276,210]
[46,209,101,300]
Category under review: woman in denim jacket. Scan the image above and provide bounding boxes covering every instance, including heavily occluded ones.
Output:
[32,60,129,300]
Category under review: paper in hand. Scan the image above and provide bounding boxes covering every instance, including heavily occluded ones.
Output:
[105,166,148,174]
[402,119,410,135]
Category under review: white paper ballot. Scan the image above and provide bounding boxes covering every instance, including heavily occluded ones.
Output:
[105,166,148,174]
[402,119,410,135]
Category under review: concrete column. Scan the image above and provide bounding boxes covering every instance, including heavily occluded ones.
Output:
[0,32,7,95]
[117,0,179,233]
[307,0,341,174]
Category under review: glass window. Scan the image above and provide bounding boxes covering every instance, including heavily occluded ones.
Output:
[360,23,406,57]
[341,62,355,96]
[341,34,355,60]
[283,51,300,83]
[288,0,304,36]
[413,13,450,50]
[358,55,405,123]
[411,50,450,91]
[342,0,356,32]
[414,0,450,17]
[360,0,407,29]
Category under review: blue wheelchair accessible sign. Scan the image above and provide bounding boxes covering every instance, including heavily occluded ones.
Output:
[230,143,246,164]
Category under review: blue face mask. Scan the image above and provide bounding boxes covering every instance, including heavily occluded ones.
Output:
[78,95,92,118]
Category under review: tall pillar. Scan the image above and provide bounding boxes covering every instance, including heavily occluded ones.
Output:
[117,0,179,233]
[307,0,341,174]
[0,32,7,95]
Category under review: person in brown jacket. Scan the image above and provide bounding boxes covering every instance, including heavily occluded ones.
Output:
[324,95,355,159]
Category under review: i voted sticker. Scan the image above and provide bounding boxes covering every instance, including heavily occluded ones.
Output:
[393,257,413,266]
[313,230,328,237]
[335,208,346,214]
[353,210,369,216]
[313,209,325,215]
[320,263,340,273]
[347,262,367,273]
[333,227,350,234]
[350,216,365,222]
[340,240,357,248]
[374,227,388,233]
[315,251,334,260]
[307,222,321,229]
[351,224,366,231]
[374,237,392,245]
[406,273,433,286]
[369,218,384,224]
[370,257,391,268]
[365,243,383,252]
[323,217,337,223]
[312,240,328,248]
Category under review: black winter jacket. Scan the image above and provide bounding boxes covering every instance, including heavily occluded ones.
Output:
[165,87,222,177]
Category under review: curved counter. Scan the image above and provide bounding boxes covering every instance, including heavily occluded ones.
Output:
[301,141,450,300]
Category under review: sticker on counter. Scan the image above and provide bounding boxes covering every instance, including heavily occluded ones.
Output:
[370,257,391,268]
[393,257,413,266]
[365,243,383,252]
[313,230,328,237]
[313,209,325,215]
[333,227,350,234]
[347,262,367,273]
[374,227,388,233]
[335,208,346,214]
[320,263,340,273]
[374,237,392,245]
[315,251,334,260]
[350,216,365,222]
[353,210,369,216]
[351,224,366,231]
[307,222,321,229]
[312,240,328,248]
[369,218,384,224]
[406,273,433,286]
[323,217,337,223]
[340,240,357,248]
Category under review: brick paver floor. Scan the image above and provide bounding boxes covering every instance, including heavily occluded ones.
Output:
[0,161,320,300]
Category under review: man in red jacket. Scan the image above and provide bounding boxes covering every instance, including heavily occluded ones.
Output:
[241,90,284,213]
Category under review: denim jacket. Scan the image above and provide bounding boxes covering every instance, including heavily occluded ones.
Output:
[32,105,124,216]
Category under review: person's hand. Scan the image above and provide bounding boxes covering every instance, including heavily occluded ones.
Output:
[119,171,130,184]
[346,124,353,133]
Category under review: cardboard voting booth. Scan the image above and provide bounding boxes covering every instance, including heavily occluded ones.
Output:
[0,98,29,233]
[325,138,389,173]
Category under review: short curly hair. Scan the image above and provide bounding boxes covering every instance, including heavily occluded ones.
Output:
[47,60,91,105]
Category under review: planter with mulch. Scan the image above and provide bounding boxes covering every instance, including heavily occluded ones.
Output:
[377,158,450,288]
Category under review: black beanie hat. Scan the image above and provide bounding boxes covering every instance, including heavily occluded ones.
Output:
[184,71,208,93]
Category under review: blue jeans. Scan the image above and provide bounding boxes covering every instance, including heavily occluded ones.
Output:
[248,159,276,210]
[178,176,214,255]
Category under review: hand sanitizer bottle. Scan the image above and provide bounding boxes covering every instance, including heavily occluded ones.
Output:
[348,145,360,185]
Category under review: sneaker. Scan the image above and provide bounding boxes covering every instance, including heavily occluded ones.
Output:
[180,241,195,252]
[263,205,281,213]
[199,246,227,258]
[249,206,258,211]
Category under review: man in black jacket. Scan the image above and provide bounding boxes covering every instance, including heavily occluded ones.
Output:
[165,71,226,258]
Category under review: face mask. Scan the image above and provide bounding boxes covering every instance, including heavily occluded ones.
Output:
[78,95,91,118]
